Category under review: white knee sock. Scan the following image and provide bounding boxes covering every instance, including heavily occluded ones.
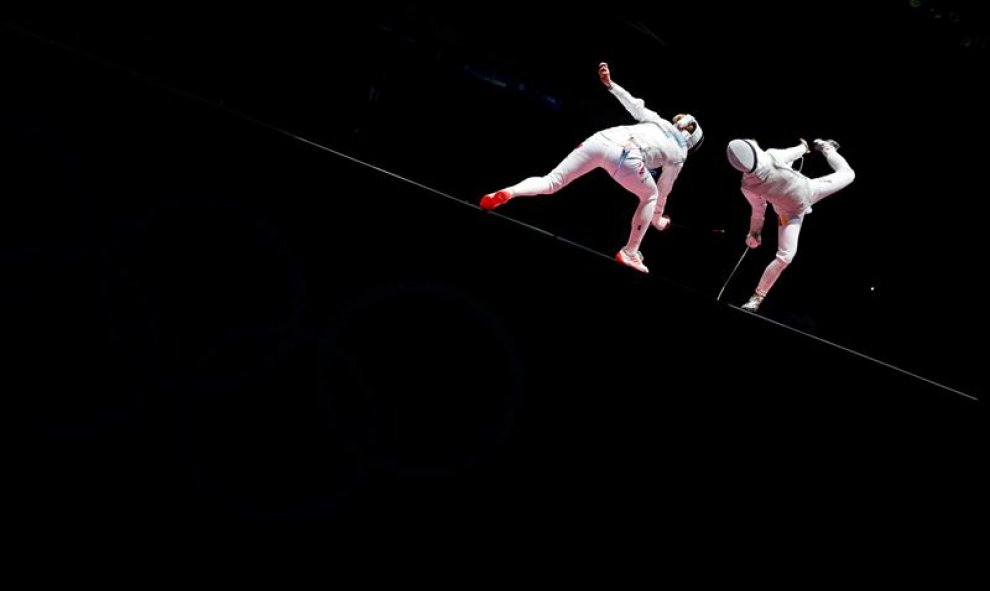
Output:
[506,176,554,197]
[756,258,788,297]
[625,197,656,252]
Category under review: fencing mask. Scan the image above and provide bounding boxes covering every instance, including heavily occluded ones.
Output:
[726,139,760,173]
[674,114,704,152]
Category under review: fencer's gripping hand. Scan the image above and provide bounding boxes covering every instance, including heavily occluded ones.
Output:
[654,214,671,232]
[745,232,762,249]
[598,62,613,89]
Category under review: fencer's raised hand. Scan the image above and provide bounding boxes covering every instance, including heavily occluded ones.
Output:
[745,232,762,249]
[598,62,613,89]
[799,138,810,154]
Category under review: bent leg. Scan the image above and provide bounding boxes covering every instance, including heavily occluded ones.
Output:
[611,151,657,253]
[755,213,803,298]
[809,150,855,205]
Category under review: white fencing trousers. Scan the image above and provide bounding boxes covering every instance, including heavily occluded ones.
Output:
[809,149,855,206]
[504,131,658,252]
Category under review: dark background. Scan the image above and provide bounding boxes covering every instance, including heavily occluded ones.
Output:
[3,1,987,561]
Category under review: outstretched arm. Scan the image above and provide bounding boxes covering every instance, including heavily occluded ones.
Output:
[766,140,810,166]
[598,62,662,124]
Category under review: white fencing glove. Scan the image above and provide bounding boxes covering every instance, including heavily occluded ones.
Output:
[745,232,762,249]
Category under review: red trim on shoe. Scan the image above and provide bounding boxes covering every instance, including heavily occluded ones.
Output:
[480,190,511,210]
[615,250,649,273]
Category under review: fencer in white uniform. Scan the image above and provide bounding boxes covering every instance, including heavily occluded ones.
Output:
[726,138,855,311]
[480,62,703,274]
